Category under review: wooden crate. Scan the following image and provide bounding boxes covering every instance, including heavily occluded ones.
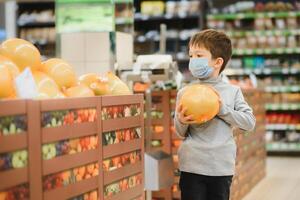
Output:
[0,95,145,200]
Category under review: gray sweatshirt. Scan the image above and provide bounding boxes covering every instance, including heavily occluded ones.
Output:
[175,75,256,176]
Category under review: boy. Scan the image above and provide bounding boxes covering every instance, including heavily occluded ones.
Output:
[175,29,256,200]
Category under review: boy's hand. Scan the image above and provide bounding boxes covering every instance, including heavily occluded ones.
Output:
[176,104,196,124]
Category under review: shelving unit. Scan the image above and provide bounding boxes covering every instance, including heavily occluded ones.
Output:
[0,95,145,200]
[134,0,203,71]
[16,1,56,59]
[207,1,300,155]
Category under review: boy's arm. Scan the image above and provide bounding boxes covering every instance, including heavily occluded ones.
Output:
[174,90,189,138]
[217,88,256,131]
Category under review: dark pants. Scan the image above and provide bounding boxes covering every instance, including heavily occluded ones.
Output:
[179,171,233,200]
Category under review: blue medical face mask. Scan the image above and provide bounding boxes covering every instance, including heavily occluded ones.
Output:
[189,58,214,79]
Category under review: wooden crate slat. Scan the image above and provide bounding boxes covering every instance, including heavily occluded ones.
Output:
[40,97,98,111]
[0,168,28,190]
[0,100,26,116]
[152,132,164,140]
[105,184,144,200]
[103,139,142,159]
[173,191,181,199]
[43,176,98,200]
[102,95,143,106]
[103,162,142,185]
[43,149,99,176]
[0,134,27,153]
[42,122,98,143]
[102,116,141,132]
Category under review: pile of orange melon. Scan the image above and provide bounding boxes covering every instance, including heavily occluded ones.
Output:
[0,38,131,100]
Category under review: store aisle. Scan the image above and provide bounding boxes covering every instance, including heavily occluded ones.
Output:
[244,157,300,200]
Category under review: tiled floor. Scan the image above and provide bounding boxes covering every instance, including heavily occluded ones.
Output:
[243,157,300,200]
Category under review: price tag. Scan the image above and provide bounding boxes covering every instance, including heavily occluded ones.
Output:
[290,68,298,74]
[265,49,272,54]
[282,68,289,74]
[286,48,293,54]
[263,68,271,75]
[15,68,38,99]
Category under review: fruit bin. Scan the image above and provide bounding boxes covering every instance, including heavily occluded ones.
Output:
[0,94,145,200]
[0,100,32,200]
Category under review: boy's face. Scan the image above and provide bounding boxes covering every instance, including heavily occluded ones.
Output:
[189,45,224,77]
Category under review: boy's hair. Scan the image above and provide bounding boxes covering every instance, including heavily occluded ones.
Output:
[189,29,232,74]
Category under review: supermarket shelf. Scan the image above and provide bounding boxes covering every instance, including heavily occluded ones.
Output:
[233,48,300,56]
[0,167,28,190]
[267,143,300,154]
[224,68,300,76]
[115,0,133,3]
[18,22,55,28]
[265,85,300,93]
[266,124,300,131]
[115,17,134,25]
[226,29,300,37]
[265,103,300,111]
[207,11,300,20]
[135,13,199,22]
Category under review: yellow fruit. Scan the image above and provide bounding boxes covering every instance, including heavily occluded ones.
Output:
[42,58,77,89]
[33,71,64,99]
[65,85,95,98]
[106,72,131,95]
[0,55,20,78]
[0,65,15,98]
[180,84,220,124]
[0,38,41,71]
[79,73,109,95]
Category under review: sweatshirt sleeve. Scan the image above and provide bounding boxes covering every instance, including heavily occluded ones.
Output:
[217,88,256,131]
[174,89,189,138]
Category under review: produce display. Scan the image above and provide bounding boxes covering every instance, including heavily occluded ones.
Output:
[0,115,27,136]
[101,105,140,120]
[0,184,29,200]
[103,150,141,172]
[68,190,98,200]
[104,174,142,198]
[103,128,141,146]
[0,38,131,100]
[180,85,220,124]
[0,149,28,171]
[42,135,98,160]
[41,109,97,128]
[151,111,164,119]
[43,162,99,191]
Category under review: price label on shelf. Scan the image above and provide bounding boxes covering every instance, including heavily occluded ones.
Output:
[290,104,299,110]
[256,49,263,54]
[289,12,296,17]
[267,12,275,18]
[245,49,253,55]
[237,13,245,19]
[282,68,289,74]
[257,13,264,18]
[263,68,271,75]
[282,104,289,110]
[286,48,293,54]
[276,48,284,54]
[290,68,298,74]
[265,49,272,54]
[254,68,262,75]
[291,86,300,92]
